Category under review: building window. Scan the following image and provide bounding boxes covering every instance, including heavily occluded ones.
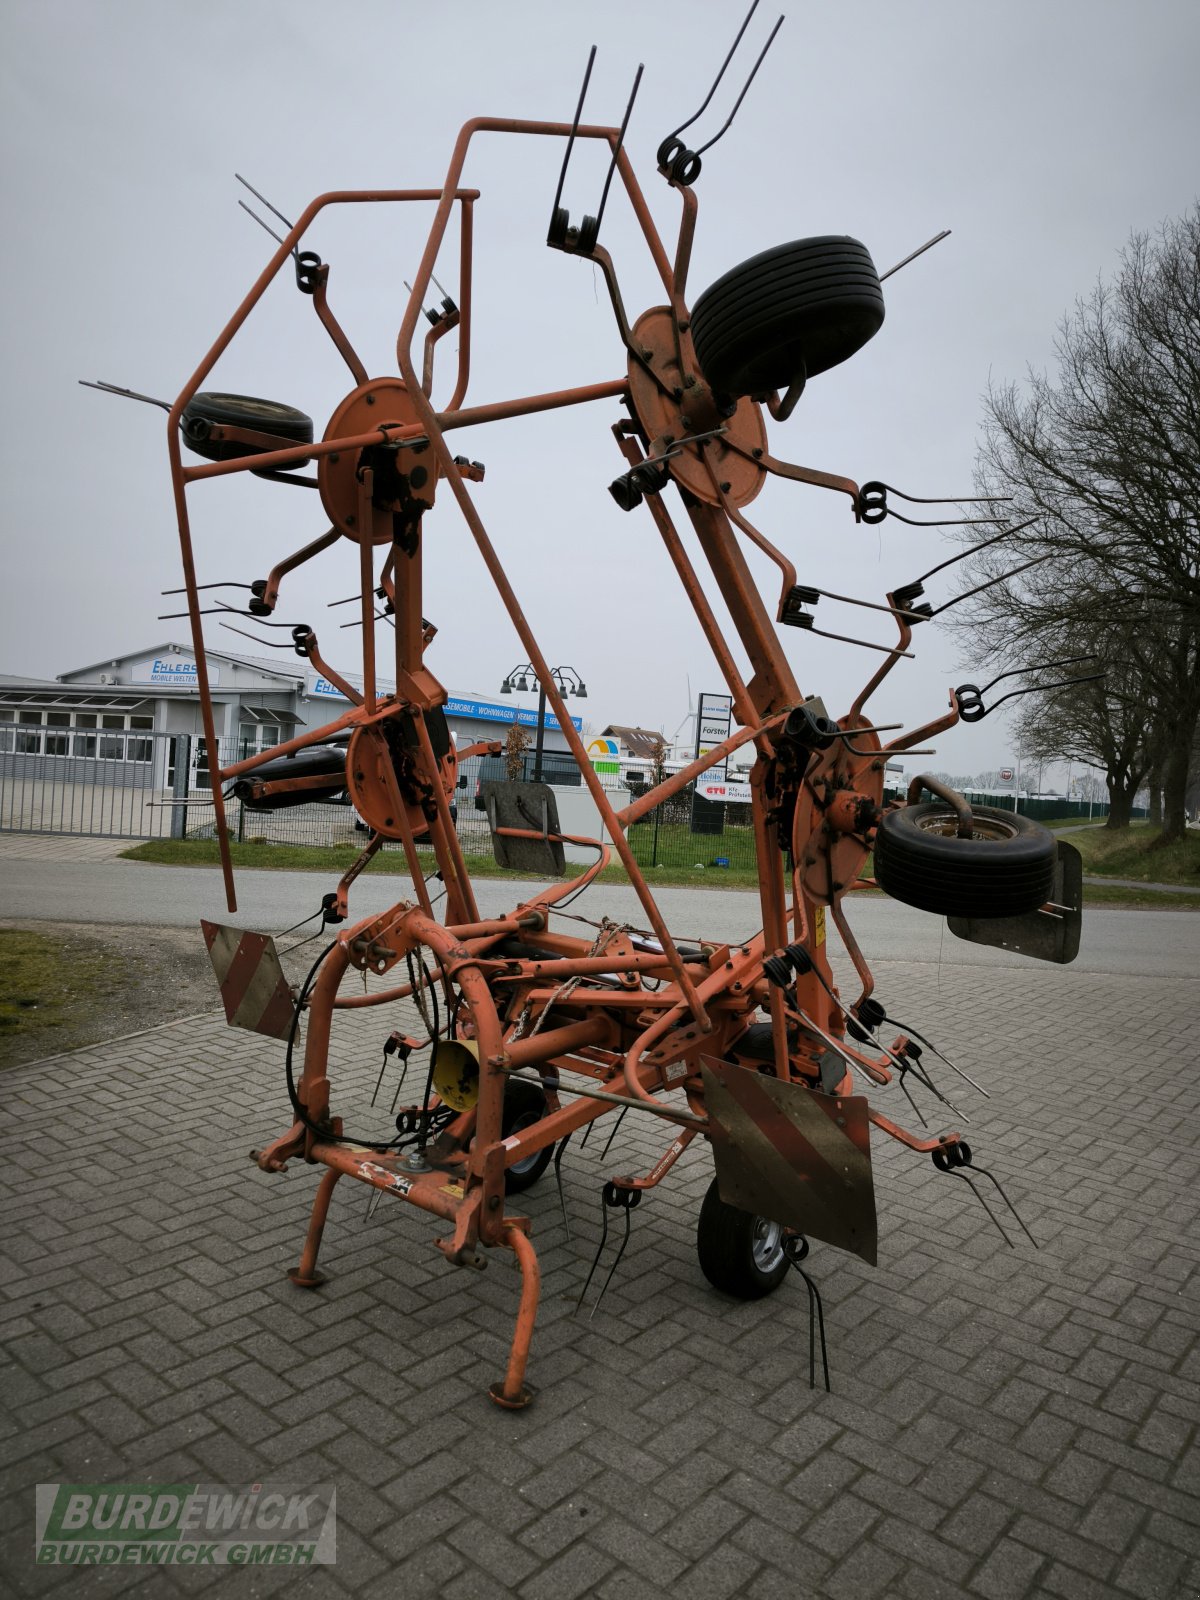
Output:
[130,715,153,730]
[238,719,285,759]
[74,734,97,757]
[15,730,41,753]
[74,713,97,728]
[101,714,124,730]
[44,732,70,756]
[126,738,153,763]
[98,735,124,760]
[18,710,42,725]
[46,712,71,727]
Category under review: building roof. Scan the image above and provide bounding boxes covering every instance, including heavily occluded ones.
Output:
[602,725,667,760]
[60,642,301,685]
[0,675,158,713]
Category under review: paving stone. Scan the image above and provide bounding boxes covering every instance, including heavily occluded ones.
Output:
[0,959,1195,1600]
[1112,1535,1189,1600]
[822,1538,906,1600]
[967,1538,1047,1600]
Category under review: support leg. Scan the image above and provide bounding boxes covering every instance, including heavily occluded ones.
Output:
[488,1226,541,1410]
[287,1167,341,1288]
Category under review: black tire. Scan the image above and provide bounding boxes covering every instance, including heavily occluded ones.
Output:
[696,1177,789,1299]
[181,391,313,465]
[501,1078,553,1194]
[690,237,884,397]
[873,802,1056,918]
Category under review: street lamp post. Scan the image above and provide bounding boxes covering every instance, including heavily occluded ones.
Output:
[500,663,587,782]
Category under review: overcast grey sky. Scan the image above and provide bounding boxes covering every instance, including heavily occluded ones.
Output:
[3,0,1198,778]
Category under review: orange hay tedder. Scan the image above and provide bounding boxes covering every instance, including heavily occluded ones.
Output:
[92,7,1088,1406]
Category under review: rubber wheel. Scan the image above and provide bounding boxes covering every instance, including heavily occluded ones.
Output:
[696,1177,789,1299]
[181,391,313,465]
[501,1079,553,1194]
[873,802,1056,918]
[690,237,885,397]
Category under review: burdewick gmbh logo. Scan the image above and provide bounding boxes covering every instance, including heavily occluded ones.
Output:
[34,1483,336,1566]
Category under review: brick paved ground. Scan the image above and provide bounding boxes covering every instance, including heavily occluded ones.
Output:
[1,951,1197,1599]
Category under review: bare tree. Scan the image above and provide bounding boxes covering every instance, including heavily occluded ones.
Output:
[648,734,669,790]
[955,206,1200,843]
[1010,669,1162,827]
[503,720,531,782]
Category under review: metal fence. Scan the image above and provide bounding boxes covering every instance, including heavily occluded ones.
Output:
[0,731,188,839]
[0,732,763,872]
[0,732,1125,870]
[204,751,760,875]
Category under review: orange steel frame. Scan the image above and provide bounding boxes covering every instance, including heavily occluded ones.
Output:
[167,117,965,1407]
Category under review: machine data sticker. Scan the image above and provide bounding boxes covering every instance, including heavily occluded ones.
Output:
[440,1181,465,1200]
[359,1163,412,1196]
[814,907,827,946]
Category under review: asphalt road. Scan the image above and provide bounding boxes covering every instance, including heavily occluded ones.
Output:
[2,855,1197,977]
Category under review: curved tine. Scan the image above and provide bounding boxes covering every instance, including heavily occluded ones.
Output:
[984,673,1105,715]
[967,1163,1038,1248]
[549,45,596,224]
[880,481,1011,506]
[789,1256,830,1391]
[946,1169,1016,1249]
[599,1105,629,1162]
[887,508,1000,528]
[370,1049,390,1108]
[819,587,926,621]
[839,733,905,757]
[221,600,315,629]
[235,174,298,261]
[929,553,1053,617]
[978,655,1098,698]
[238,199,288,250]
[828,722,903,738]
[693,15,785,157]
[387,1054,411,1115]
[162,581,251,595]
[219,622,296,650]
[669,0,761,141]
[340,610,395,631]
[159,605,256,620]
[911,519,1037,588]
[594,65,644,234]
[905,1060,969,1122]
[897,1071,929,1129]
[553,1135,573,1241]
[886,1017,989,1097]
[573,1193,611,1316]
[211,600,301,626]
[900,1052,950,1104]
[79,379,171,411]
[878,230,952,283]
[588,1205,634,1323]
[808,627,914,660]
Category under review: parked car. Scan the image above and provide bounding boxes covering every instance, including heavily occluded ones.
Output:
[471,752,584,809]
